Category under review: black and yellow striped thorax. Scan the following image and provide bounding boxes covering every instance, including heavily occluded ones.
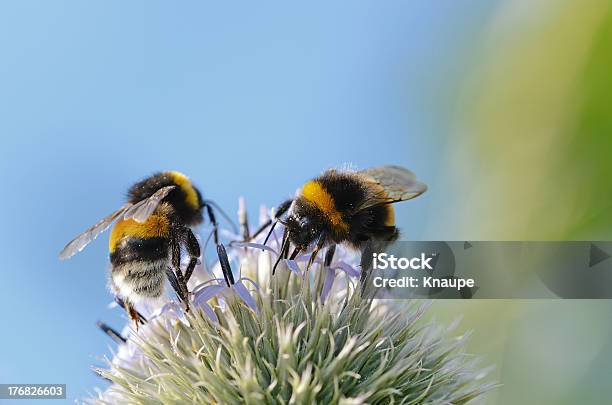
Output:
[109,205,171,265]
[299,170,395,236]
[127,171,203,227]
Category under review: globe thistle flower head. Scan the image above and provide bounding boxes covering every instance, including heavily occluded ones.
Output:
[90,199,495,404]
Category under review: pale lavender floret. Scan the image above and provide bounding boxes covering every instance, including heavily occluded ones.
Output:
[330,261,360,278]
[199,302,218,322]
[192,277,260,314]
[111,338,142,371]
[237,276,259,290]
[193,284,226,307]
[191,278,227,295]
[150,301,183,320]
[191,285,224,322]
[320,267,336,303]
[285,259,302,275]
[232,282,258,312]
[231,241,278,254]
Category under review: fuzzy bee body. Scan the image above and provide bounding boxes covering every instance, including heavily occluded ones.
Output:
[267,166,427,272]
[108,204,172,304]
[293,170,398,248]
[59,171,213,326]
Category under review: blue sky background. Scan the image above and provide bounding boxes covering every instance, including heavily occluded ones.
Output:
[0,1,499,401]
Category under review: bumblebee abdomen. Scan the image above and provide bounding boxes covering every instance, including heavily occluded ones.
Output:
[109,236,169,302]
[109,237,169,266]
[343,204,397,247]
[109,212,171,302]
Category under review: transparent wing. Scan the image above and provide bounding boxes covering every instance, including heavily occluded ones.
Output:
[355,165,427,212]
[59,185,176,260]
[122,185,176,223]
[58,204,131,260]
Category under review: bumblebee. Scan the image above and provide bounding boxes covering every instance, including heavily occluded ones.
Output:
[256,165,427,273]
[59,171,221,326]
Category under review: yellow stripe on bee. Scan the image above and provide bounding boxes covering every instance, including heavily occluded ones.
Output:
[384,204,395,226]
[168,171,199,210]
[301,180,349,233]
[109,214,170,252]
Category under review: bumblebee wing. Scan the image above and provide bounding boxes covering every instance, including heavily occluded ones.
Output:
[58,186,176,260]
[355,165,427,212]
[123,185,176,223]
[58,204,131,260]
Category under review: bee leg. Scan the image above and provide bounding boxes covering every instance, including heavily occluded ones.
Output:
[359,241,372,285]
[125,300,142,331]
[166,267,184,303]
[306,234,327,270]
[261,219,276,245]
[171,236,190,311]
[289,247,301,260]
[359,240,385,296]
[272,227,291,275]
[183,228,201,284]
[203,199,239,236]
[324,244,336,267]
[250,199,293,242]
[115,297,147,324]
[205,204,220,246]
[359,229,397,291]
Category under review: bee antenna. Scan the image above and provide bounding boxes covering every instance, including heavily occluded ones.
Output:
[204,200,239,234]
[202,227,215,251]
[272,230,291,275]
[262,220,278,245]
[262,216,288,246]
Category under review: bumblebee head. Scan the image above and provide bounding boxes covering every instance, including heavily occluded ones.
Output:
[285,213,322,251]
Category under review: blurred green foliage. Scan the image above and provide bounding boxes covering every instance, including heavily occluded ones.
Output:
[427,2,612,404]
[563,8,612,239]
